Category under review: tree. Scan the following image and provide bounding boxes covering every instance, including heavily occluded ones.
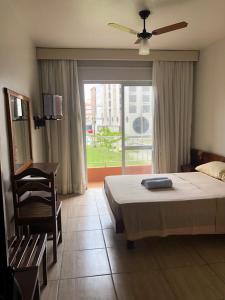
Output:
[96,127,121,151]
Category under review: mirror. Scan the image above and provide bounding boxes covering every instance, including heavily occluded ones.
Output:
[5,89,33,175]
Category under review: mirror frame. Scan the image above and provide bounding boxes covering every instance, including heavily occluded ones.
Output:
[4,88,33,175]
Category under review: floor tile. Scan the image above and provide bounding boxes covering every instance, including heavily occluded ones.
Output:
[100,214,113,229]
[66,205,78,218]
[88,182,103,189]
[83,190,96,202]
[60,196,80,207]
[103,229,149,249]
[64,194,96,206]
[103,229,126,248]
[66,216,101,231]
[41,280,59,300]
[95,190,107,205]
[47,242,64,280]
[164,265,225,300]
[152,237,205,269]
[49,189,225,300]
[74,198,97,206]
[192,235,225,263]
[47,260,63,281]
[61,249,111,278]
[209,262,225,283]
[107,246,159,273]
[58,275,116,300]
[64,230,105,250]
[98,205,110,215]
[113,271,176,300]
[75,204,99,217]
[67,203,98,218]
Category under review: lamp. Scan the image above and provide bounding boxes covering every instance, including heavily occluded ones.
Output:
[34,94,63,129]
[139,39,150,55]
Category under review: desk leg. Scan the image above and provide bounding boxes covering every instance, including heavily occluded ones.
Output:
[42,248,47,286]
[33,280,40,300]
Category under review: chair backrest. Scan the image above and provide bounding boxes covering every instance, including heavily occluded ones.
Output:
[13,167,56,219]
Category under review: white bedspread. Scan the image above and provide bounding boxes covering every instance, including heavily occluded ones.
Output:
[104,172,225,240]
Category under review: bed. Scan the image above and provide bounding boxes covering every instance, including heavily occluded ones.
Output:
[103,149,225,245]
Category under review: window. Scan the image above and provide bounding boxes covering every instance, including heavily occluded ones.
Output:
[84,83,152,171]
[129,95,136,102]
[129,86,136,92]
[142,95,150,113]
[142,86,150,92]
[142,105,150,113]
[142,95,149,103]
[129,94,136,113]
[129,105,136,113]
[133,116,149,134]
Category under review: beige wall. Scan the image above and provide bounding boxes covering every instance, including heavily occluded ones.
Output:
[0,0,44,235]
[192,37,225,156]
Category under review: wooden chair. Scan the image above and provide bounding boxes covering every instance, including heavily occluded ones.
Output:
[13,168,62,263]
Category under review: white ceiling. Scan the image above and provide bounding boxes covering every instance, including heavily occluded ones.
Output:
[10,0,225,50]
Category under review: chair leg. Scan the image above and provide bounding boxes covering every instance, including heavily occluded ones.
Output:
[53,219,58,263]
[33,279,40,300]
[15,223,20,236]
[58,211,63,244]
[23,225,30,236]
[42,248,47,285]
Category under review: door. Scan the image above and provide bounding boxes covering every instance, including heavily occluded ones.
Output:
[122,84,153,174]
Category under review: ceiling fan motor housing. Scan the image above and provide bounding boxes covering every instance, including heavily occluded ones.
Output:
[137,31,152,39]
[139,9,150,20]
[138,9,151,39]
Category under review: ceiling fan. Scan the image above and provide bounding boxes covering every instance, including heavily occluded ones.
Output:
[108,10,188,55]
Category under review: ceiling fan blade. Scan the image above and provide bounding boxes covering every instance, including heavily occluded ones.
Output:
[152,21,188,35]
[134,38,142,44]
[108,23,138,35]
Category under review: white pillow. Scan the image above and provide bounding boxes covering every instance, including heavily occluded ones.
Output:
[195,161,225,180]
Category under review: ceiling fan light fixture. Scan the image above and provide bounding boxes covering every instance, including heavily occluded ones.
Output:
[139,39,150,55]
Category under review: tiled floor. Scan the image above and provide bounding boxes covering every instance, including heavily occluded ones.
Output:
[41,185,225,300]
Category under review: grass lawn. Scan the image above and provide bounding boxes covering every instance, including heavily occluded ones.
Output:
[87,145,150,167]
[87,146,121,167]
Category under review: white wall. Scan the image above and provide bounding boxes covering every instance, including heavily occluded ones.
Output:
[192,37,225,155]
[0,0,44,234]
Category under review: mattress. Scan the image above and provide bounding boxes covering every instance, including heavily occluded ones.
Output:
[104,172,225,240]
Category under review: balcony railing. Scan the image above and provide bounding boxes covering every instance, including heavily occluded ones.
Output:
[86,134,152,168]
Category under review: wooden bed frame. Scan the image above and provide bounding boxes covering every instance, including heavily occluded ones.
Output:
[191,148,225,166]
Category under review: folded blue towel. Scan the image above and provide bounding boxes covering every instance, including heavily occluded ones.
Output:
[141,177,168,186]
[143,178,173,190]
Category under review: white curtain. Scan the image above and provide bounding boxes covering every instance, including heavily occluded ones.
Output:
[152,61,194,173]
[39,60,87,194]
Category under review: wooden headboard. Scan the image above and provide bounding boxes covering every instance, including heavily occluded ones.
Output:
[191,149,225,166]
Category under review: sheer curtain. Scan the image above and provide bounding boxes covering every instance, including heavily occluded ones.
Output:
[39,60,87,194]
[152,61,194,173]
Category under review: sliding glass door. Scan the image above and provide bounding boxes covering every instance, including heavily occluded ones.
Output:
[84,82,152,181]
[122,84,153,174]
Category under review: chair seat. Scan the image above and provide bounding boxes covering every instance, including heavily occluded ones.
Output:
[18,200,62,220]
